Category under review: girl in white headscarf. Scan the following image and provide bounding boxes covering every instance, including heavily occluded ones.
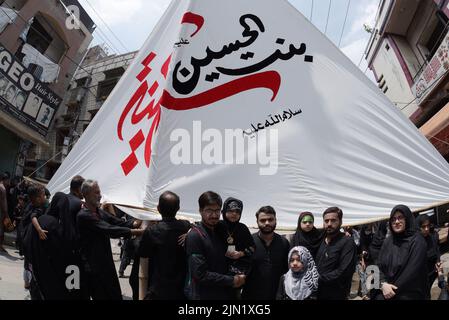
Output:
[276,246,319,300]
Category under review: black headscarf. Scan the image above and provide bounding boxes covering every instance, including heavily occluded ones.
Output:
[220,197,254,252]
[388,204,416,240]
[46,192,77,247]
[416,214,431,233]
[221,197,243,227]
[376,205,428,300]
[291,212,324,259]
[416,214,440,270]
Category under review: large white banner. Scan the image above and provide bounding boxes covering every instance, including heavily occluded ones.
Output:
[49,0,449,228]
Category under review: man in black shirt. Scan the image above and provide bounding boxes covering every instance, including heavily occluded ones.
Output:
[66,175,84,219]
[315,207,357,300]
[138,191,191,300]
[77,180,143,300]
[241,206,289,300]
[185,191,246,300]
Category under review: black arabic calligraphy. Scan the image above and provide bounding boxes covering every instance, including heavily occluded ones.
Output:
[243,108,302,137]
[173,14,265,95]
[174,38,190,48]
[216,43,306,76]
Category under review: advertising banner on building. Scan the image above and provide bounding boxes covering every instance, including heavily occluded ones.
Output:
[0,43,62,136]
[413,31,449,105]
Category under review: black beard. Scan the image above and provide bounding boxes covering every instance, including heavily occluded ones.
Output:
[260,226,275,234]
[326,228,339,235]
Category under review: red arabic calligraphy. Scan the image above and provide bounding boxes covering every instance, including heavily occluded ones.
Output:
[117,12,283,176]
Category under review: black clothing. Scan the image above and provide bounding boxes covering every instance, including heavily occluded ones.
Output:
[291,227,324,259]
[373,205,428,300]
[241,232,290,300]
[276,275,316,300]
[276,275,291,300]
[129,251,140,301]
[30,193,72,300]
[22,203,44,265]
[423,231,440,293]
[77,207,134,300]
[315,232,357,300]
[30,214,69,300]
[369,220,389,264]
[66,193,82,248]
[220,197,255,275]
[185,222,234,300]
[13,204,25,255]
[359,224,377,264]
[138,217,191,300]
[416,215,441,291]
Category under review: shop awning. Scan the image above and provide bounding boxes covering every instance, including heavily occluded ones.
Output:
[0,111,50,147]
[419,102,449,138]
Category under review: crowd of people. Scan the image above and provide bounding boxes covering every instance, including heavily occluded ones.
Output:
[0,172,448,301]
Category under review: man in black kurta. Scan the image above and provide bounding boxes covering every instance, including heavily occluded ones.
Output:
[185,191,245,300]
[77,180,143,300]
[315,207,357,300]
[66,176,84,229]
[138,191,191,300]
[65,176,87,299]
[242,206,290,300]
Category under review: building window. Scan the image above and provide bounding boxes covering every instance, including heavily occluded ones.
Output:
[385,44,390,51]
[96,68,125,102]
[379,78,386,90]
[419,10,449,62]
[26,19,53,54]
[96,78,118,102]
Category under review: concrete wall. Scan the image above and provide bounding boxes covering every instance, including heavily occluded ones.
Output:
[371,38,419,117]
[74,51,137,135]
[392,35,421,79]
[44,51,137,164]
[0,0,93,97]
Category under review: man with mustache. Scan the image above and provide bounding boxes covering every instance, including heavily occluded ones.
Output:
[241,206,290,300]
[315,207,357,300]
[77,180,143,300]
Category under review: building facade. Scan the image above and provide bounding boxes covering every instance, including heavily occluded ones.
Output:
[365,0,449,160]
[0,0,94,180]
[51,45,137,170]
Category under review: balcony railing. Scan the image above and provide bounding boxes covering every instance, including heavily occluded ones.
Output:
[412,29,449,105]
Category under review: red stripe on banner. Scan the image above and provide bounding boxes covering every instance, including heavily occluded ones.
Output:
[137,52,156,82]
[121,153,138,176]
[161,55,172,79]
[129,130,145,150]
[181,12,205,37]
[144,108,161,167]
[160,71,281,111]
[148,81,159,97]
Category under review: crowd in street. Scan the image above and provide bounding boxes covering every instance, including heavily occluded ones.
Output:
[0,172,448,300]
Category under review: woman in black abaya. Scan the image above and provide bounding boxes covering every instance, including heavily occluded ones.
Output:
[290,212,324,259]
[30,192,71,300]
[372,205,428,300]
[416,214,440,298]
